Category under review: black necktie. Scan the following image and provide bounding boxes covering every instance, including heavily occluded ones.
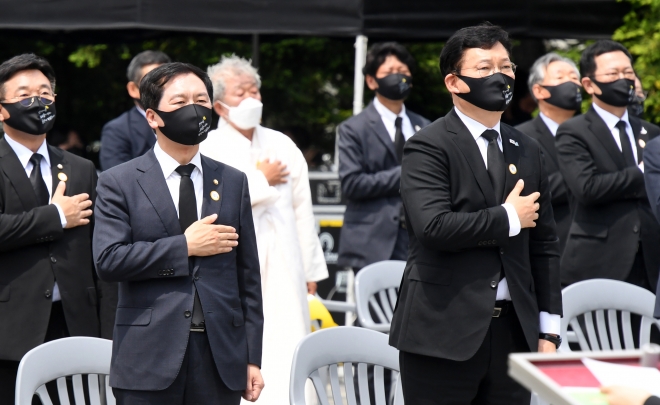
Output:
[394,116,404,164]
[175,164,205,327]
[29,154,50,206]
[616,121,637,167]
[481,130,506,205]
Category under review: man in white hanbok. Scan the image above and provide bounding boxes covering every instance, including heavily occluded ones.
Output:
[201,55,328,404]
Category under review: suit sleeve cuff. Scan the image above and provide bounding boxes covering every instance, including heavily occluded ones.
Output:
[539,312,561,335]
[502,203,521,237]
[52,203,67,228]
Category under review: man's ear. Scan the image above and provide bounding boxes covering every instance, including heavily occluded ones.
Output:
[127,81,140,100]
[581,77,598,95]
[213,100,227,117]
[532,83,550,101]
[145,108,162,130]
[365,75,378,91]
[445,73,461,94]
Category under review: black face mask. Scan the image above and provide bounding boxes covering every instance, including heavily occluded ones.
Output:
[590,77,635,107]
[375,74,412,101]
[154,104,212,146]
[1,98,56,135]
[455,73,515,112]
[628,95,645,119]
[541,81,582,111]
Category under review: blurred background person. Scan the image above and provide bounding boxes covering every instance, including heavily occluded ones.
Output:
[99,50,170,170]
[337,42,430,275]
[201,55,328,405]
[47,126,87,158]
[516,53,582,254]
[556,40,660,293]
[629,75,647,119]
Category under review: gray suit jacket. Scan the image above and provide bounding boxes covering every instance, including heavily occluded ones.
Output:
[337,102,430,269]
[93,150,263,391]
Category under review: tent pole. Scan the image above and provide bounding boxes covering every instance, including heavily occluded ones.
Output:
[352,35,368,115]
[251,33,260,68]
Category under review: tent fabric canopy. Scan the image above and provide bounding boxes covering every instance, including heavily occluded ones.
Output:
[0,0,629,39]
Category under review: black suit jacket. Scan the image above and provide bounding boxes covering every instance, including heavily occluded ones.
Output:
[0,137,100,361]
[93,150,263,391]
[99,106,155,171]
[516,116,571,254]
[389,109,562,360]
[643,136,660,317]
[337,102,431,269]
[556,107,660,286]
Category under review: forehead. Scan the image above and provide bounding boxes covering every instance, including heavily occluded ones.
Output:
[546,60,577,74]
[4,69,51,91]
[161,73,208,96]
[379,55,407,68]
[224,72,258,89]
[461,42,510,63]
[594,50,632,69]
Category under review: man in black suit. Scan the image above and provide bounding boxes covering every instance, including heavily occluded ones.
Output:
[0,54,100,404]
[338,42,431,272]
[389,23,562,404]
[516,53,582,254]
[93,63,264,404]
[99,50,170,171]
[556,40,660,290]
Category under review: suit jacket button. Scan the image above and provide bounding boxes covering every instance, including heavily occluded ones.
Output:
[44,290,52,298]
[490,281,497,289]
[194,276,200,281]
[500,249,504,255]
[50,256,57,263]
[633,225,639,233]
[184,310,191,318]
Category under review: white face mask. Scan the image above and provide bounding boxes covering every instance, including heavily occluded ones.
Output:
[220,97,263,130]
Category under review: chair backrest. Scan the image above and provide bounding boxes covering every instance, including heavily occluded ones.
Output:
[15,337,115,405]
[354,260,406,332]
[559,279,660,352]
[290,326,403,405]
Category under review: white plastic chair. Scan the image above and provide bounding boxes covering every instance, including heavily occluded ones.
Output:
[559,279,660,352]
[290,326,403,405]
[354,260,405,332]
[15,337,115,405]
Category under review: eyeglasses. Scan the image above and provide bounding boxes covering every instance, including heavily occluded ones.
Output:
[455,63,517,78]
[593,70,636,82]
[1,94,56,107]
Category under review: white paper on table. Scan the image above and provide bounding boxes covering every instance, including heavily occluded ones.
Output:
[582,357,660,397]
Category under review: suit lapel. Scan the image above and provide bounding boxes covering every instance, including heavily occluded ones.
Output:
[446,109,497,207]
[48,145,69,195]
[531,116,559,166]
[629,116,648,164]
[586,107,626,169]
[0,137,38,210]
[200,156,224,219]
[136,150,181,237]
[365,103,398,161]
[407,111,425,133]
[500,126,521,200]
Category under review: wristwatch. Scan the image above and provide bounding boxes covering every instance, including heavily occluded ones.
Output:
[539,333,562,349]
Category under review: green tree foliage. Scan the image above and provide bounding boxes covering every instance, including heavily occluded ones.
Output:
[613,0,660,123]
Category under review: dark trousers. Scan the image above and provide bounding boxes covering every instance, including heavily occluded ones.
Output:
[0,301,70,405]
[399,308,531,405]
[113,331,241,405]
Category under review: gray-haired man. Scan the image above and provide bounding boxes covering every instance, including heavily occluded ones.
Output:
[516,53,582,254]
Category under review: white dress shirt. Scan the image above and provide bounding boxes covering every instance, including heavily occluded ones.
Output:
[4,133,67,302]
[153,142,203,221]
[591,103,642,171]
[539,112,560,136]
[373,97,415,141]
[454,107,560,334]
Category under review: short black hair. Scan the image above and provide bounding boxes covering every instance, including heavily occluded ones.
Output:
[0,53,56,100]
[362,42,416,77]
[139,62,213,111]
[440,22,512,77]
[126,50,171,84]
[579,40,633,78]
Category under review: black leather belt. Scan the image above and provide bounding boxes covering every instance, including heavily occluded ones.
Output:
[493,300,514,318]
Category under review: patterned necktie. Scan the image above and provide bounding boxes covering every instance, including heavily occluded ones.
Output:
[29,153,50,206]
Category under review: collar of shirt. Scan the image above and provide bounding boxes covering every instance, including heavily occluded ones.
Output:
[3,133,51,170]
[215,118,257,148]
[136,105,147,118]
[153,141,203,180]
[592,102,632,134]
[454,107,502,144]
[539,112,560,136]
[373,97,415,141]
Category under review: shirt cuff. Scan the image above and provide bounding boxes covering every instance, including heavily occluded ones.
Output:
[52,203,67,228]
[502,203,521,237]
[539,312,561,335]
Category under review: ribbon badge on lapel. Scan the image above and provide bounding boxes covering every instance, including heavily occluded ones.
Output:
[509,139,519,147]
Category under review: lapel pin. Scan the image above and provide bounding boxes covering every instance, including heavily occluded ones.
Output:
[58,173,68,182]
[414,125,421,132]
[509,164,517,175]
[509,139,519,147]
[639,139,646,148]
[213,179,219,185]
[57,164,63,170]
[210,191,220,201]
[642,126,648,135]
